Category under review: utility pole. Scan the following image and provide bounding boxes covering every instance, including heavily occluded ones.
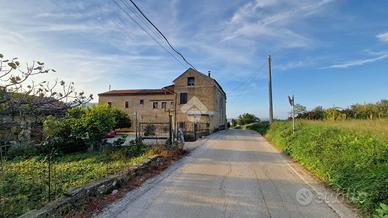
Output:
[268,55,274,124]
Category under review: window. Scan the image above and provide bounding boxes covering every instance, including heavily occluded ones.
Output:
[153,102,158,109]
[140,99,144,105]
[161,102,167,109]
[107,102,112,108]
[125,101,129,108]
[187,77,195,86]
[180,93,188,104]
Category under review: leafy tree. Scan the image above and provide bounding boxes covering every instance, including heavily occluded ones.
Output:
[112,109,131,129]
[237,113,260,125]
[230,119,237,127]
[293,104,307,116]
[0,53,92,144]
[80,105,116,150]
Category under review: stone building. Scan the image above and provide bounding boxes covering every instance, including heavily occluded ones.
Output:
[98,68,227,135]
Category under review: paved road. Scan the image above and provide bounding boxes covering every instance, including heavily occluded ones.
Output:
[100,129,357,218]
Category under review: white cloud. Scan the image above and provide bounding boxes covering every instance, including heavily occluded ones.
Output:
[322,53,388,69]
[222,0,334,49]
[377,32,388,43]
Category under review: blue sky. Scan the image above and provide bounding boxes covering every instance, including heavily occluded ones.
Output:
[1,0,387,119]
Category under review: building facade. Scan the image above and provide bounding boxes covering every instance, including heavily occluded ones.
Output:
[98,68,227,134]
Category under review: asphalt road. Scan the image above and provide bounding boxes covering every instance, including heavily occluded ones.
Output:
[99,129,358,218]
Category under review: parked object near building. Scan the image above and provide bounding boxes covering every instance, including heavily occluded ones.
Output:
[98,68,227,140]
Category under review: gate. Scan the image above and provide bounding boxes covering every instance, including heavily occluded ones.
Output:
[138,122,170,139]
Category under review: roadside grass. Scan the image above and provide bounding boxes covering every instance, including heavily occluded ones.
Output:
[302,119,388,140]
[233,121,270,135]
[0,147,157,217]
[263,121,388,216]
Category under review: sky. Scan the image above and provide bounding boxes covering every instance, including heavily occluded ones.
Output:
[1,0,387,119]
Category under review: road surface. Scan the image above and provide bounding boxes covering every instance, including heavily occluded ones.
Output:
[99,129,359,218]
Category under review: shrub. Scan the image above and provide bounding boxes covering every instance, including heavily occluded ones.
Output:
[265,121,388,214]
[6,144,38,160]
[243,122,270,135]
[236,113,260,125]
[112,109,131,129]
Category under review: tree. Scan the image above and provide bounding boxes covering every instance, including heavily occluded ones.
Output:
[293,104,307,117]
[112,109,131,129]
[237,113,260,125]
[377,99,388,118]
[0,53,92,143]
[230,119,237,127]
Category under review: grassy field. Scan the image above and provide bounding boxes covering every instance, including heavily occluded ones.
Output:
[238,120,388,216]
[302,119,388,140]
[0,147,156,217]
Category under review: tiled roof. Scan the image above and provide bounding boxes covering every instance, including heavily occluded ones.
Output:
[98,89,172,96]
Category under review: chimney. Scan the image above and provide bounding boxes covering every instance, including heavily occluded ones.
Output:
[208,70,211,77]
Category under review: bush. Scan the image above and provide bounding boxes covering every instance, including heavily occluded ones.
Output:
[112,109,131,129]
[236,113,260,125]
[243,122,270,135]
[6,145,38,160]
[265,121,388,214]
[43,105,123,152]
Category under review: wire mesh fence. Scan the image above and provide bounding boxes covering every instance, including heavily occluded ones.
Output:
[0,141,149,217]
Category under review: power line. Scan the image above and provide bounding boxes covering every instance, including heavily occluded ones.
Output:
[127,0,196,70]
[228,60,267,93]
[113,0,187,67]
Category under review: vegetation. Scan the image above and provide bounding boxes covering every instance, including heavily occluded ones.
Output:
[0,53,92,144]
[230,113,260,127]
[0,146,155,217]
[235,121,270,135]
[295,99,388,120]
[43,104,131,152]
[144,124,156,136]
[264,121,388,215]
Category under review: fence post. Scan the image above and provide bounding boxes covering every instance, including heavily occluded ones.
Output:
[48,152,51,202]
[169,113,173,144]
[194,123,197,140]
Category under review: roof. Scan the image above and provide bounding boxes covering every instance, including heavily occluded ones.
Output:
[98,89,173,96]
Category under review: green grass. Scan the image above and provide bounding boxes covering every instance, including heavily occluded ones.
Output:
[0,148,155,217]
[264,121,388,216]
[232,121,270,135]
[302,119,388,140]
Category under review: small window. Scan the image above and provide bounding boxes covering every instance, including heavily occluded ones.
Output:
[187,77,195,86]
[125,101,129,108]
[180,93,188,104]
[140,99,144,105]
[161,102,167,109]
[153,102,158,109]
[108,102,112,108]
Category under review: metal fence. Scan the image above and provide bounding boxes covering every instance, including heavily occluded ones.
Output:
[138,122,170,140]
[0,143,134,217]
[179,122,210,141]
